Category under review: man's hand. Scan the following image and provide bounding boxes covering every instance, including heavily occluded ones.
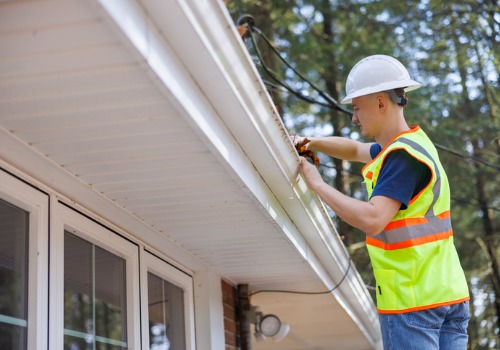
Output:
[295,137,320,166]
[292,135,305,147]
[299,156,325,191]
[300,155,402,235]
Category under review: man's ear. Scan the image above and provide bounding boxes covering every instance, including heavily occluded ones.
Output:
[377,95,387,112]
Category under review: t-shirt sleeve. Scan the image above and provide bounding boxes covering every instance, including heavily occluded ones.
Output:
[370,143,382,159]
[371,149,431,210]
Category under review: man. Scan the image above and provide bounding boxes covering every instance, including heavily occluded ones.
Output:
[297,55,470,349]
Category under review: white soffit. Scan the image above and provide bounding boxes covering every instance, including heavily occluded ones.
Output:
[0,0,327,298]
[134,0,380,344]
[0,0,381,347]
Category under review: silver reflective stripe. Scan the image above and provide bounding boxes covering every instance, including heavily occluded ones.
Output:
[396,137,441,217]
[369,137,448,245]
[371,216,452,244]
[361,181,369,201]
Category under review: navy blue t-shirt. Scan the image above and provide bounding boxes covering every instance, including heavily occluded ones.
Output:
[369,143,432,210]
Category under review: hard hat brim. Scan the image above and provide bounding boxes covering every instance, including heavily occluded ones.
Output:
[341,80,422,104]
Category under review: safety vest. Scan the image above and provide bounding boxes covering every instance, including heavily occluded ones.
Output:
[362,126,469,314]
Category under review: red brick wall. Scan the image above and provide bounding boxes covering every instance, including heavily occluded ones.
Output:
[221,279,240,350]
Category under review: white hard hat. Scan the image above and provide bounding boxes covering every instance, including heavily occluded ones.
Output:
[341,55,422,104]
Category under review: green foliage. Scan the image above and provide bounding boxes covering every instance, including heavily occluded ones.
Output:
[228,0,499,347]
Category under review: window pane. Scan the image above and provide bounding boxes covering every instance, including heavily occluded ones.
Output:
[64,231,127,349]
[64,233,92,334]
[148,272,185,350]
[94,245,127,343]
[63,333,90,350]
[95,343,125,350]
[0,199,29,350]
[0,321,26,350]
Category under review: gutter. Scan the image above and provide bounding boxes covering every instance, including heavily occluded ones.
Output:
[96,0,382,347]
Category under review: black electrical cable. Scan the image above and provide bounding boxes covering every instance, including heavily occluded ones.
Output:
[435,144,500,171]
[242,17,352,116]
[262,79,335,108]
[451,196,500,212]
[251,26,352,116]
[241,17,500,173]
[248,27,334,109]
[236,14,499,298]
[249,256,353,297]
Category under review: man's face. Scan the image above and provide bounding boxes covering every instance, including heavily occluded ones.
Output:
[351,94,380,138]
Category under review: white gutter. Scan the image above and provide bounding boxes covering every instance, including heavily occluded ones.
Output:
[188,2,381,345]
[96,0,381,347]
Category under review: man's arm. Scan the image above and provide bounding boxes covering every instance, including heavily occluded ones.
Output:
[296,136,374,163]
[300,156,401,236]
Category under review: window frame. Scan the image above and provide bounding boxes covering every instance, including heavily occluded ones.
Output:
[2,168,198,350]
[49,203,141,350]
[141,249,196,350]
[0,169,49,350]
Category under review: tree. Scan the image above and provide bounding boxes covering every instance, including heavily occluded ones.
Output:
[228,0,499,347]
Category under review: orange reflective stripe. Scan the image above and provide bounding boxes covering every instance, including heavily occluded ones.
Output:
[371,216,452,245]
[366,229,453,250]
[437,210,450,219]
[384,217,428,230]
[377,296,471,314]
[364,127,469,313]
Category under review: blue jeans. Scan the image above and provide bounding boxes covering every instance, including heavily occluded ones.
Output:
[379,301,470,350]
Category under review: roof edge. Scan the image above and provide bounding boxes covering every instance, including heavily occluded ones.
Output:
[96,0,381,345]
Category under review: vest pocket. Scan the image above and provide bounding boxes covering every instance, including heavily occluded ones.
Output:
[373,269,397,310]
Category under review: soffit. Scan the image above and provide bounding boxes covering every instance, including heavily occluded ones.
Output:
[0,1,377,348]
[0,0,320,295]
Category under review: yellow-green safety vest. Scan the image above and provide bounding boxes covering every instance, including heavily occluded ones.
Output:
[362,126,469,314]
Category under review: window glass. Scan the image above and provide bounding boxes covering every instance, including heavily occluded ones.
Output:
[0,198,29,350]
[148,272,186,350]
[64,231,127,349]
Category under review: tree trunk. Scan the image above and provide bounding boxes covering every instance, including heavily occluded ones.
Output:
[318,0,353,244]
[473,153,500,331]
[452,21,500,333]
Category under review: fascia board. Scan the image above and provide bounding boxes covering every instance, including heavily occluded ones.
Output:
[96,0,381,345]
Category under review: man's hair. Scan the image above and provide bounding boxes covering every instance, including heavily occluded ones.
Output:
[368,88,407,106]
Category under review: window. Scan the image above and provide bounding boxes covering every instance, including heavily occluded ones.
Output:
[147,272,185,349]
[0,170,49,350]
[64,231,127,349]
[51,204,140,350]
[0,169,49,350]
[1,169,195,350]
[0,199,29,350]
[142,252,195,350]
